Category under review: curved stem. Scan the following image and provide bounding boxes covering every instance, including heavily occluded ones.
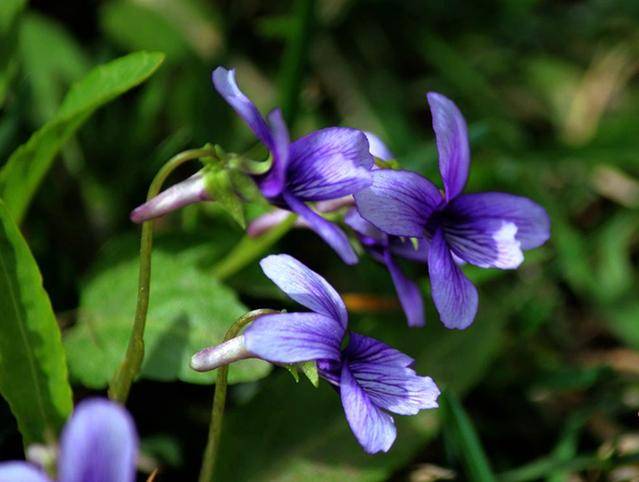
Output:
[199,309,278,482]
[108,147,217,404]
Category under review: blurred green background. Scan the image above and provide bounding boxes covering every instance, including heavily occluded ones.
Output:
[1,0,639,480]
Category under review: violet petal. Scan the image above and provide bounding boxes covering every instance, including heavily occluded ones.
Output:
[212,67,273,149]
[58,398,138,482]
[257,108,290,198]
[443,218,524,269]
[447,192,550,250]
[427,92,470,201]
[0,463,50,482]
[354,169,442,238]
[339,363,396,454]
[244,312,344,363]
[287,127,373,201]
[383,250,426,327]
[346,333,440,415]
[259,253,348,326]
[284,193,358,265]
[428,228,478,329]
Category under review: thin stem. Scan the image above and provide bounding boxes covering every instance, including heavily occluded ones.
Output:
[199,309,278,482]
[212,213,297,281]
[108,147,217,404]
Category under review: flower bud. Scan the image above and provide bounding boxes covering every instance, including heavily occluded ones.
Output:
[190,335,252,372]
[130,173,212,224]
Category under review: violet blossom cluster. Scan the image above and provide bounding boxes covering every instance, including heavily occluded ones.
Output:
[133,67,550,453]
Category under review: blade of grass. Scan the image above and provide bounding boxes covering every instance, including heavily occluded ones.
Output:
[278,0,314,126]
[441,390,497,482]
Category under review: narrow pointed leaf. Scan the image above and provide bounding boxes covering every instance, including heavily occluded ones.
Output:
[0,200,73,447]
[0,51,165,223]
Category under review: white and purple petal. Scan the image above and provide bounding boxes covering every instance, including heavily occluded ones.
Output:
[212,67,273,149]
[259,253,348,326]
[364,131,394,161]
[427,92,470,201]
[443,218,524,269]
[244,312,343,363]
[286,128,374,201]
[447,192,550,250]
[346,334,439,415]
[0,463,50,482]
[383,251,426,328]
[354,170,443,238]
[340,363,396,454]
[284,193,358,265]
[58,398,138,482]
[428,228,478,329]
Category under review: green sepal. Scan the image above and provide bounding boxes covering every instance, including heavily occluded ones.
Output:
[284,364,300,383]
[299,361,319,387]
[282,361,319,387]
[228,152,272,176]
[410,237,420,251]
[203,168,246,228]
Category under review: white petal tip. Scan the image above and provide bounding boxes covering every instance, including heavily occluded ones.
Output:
[492,222,524,269]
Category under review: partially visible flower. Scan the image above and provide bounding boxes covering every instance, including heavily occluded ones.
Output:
[355,93,550,329]
[191,254,440,454]
[0,398,138,482]
[345,208,427,327]
[132,67,374,265]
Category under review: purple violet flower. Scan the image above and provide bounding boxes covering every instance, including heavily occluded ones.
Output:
[132,67,374,265]
[355,93,550,329]
[190,254,440,454]
[0,398,138,482]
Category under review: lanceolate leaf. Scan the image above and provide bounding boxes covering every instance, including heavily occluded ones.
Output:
[0,51,165,223]
[0,200,73,447]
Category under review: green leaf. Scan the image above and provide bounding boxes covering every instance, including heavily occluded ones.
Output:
[64,235,270,387]
[19,13,90,122]
[215,306,506,481]
[0,51,165,223]
[0,0,26,107]
[0,199,73,447]
[100,1,192,62]
[0,0,25,33]
[100,0,221,62]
